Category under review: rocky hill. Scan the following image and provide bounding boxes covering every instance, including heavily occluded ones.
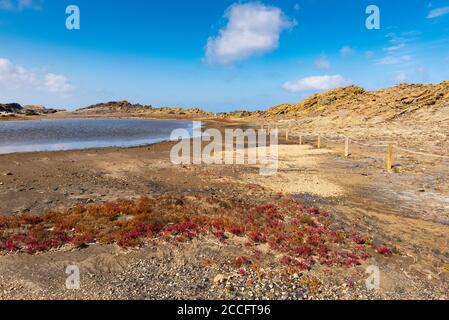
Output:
[0,103,23,114]
[264,81,449,129]
[75,101,212,118]
[75,101,152,114]
[0,103,62,116]
[217,110,265,118]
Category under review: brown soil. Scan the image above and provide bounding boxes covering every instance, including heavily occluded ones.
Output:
[0,120,448,300]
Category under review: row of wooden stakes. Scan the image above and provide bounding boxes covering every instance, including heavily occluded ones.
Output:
[263,126,395,172]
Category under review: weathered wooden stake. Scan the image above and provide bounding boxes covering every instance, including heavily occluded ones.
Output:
[317,135,321,149]
[285,130,289,142]
[299,135,303,145]
[345,137,349,157]
[387,143,394,172]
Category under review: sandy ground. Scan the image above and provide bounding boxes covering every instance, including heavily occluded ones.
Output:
[0,121,448,299]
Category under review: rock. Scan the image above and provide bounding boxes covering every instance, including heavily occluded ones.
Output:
[24,109,38,116]
[261,81,449,127]
[434,218,449,226]
[213,274,226,284]
[74,101,211,117]
[432,248,441,255]
[0,103,62,115]
[0,103,23,113]
[19,207,30,213]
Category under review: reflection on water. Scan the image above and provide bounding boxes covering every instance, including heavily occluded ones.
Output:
[0,118,196,154]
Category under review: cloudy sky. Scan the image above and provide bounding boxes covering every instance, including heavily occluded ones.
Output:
[0,0,448,111]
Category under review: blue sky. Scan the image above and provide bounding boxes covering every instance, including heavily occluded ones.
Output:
[0,0,448,111]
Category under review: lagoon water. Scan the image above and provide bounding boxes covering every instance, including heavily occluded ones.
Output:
[0,118,196,154]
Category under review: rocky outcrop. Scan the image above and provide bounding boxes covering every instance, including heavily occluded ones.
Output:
[0,103,62,115]
[23,105,61,115]
[0,103,23,113]
[75,101,213,117]
[263,81,449,127]
[267,86,367,116]
[76,101,152,114]
[217,110,265,118]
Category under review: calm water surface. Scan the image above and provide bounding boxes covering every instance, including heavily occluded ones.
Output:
[0,118,196,154]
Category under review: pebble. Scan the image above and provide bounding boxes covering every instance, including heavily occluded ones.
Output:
[213,274,226,284]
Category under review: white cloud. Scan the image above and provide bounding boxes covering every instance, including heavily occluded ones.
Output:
[395,72,408,83]
[385,32,414,46]
[376,55,412,65]
[43,73,74,94]
[0,0,41,11]
[340,46,354,57]
[427,6,449,18]
[0,58,36,83]
[384,44,406,52]
[283,75,350,93]
[0,57,74,96]
[205,2,295,65]
[314,55,331,70]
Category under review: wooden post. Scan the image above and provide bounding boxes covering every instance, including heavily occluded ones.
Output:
[387,143,393,172]
[285,129,289,142]
[299,135,303,145]
[317,135,321,149]
[345,137,349,157]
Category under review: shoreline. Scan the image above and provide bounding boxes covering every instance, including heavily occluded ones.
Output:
[0,117,251,157]
[0,118,212,157]
[0,112,240,123]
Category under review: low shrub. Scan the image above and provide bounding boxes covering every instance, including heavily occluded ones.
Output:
[0,193,378,273]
